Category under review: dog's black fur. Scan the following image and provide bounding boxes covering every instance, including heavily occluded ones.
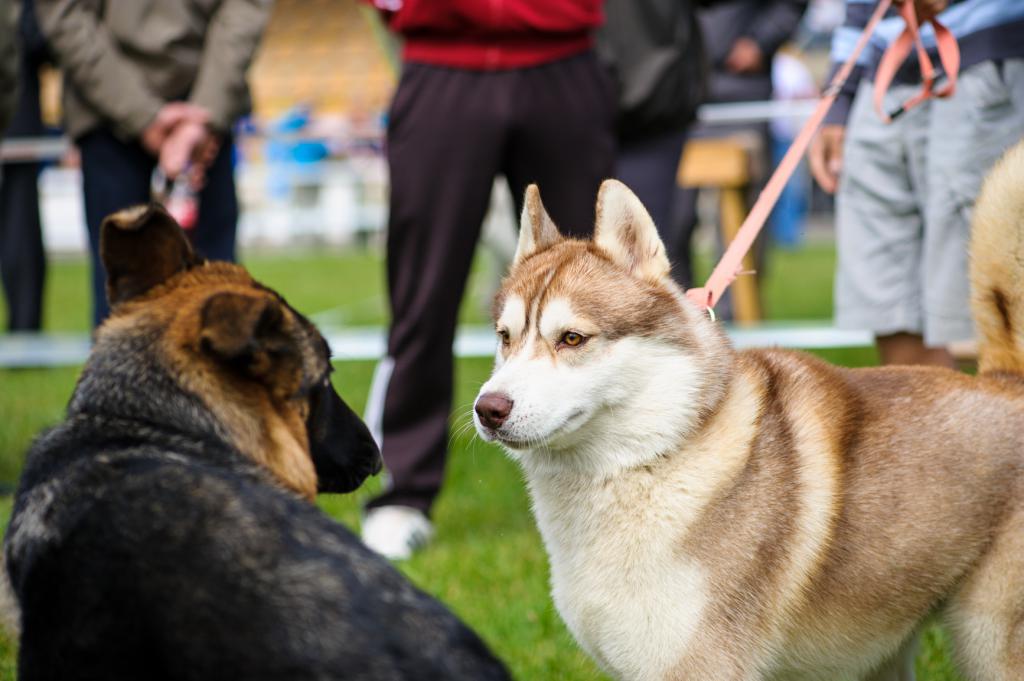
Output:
[4,205,510,681]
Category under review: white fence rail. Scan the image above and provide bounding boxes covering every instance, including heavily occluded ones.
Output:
[0,323,872,369]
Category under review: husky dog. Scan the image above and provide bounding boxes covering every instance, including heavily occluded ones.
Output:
[473,145,1024,681]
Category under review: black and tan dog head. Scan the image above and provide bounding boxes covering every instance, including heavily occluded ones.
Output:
[98,204,381,500]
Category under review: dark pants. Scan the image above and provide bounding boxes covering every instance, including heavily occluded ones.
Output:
[369,52,616,514]
[79,128,238,326]
[615,129,688,268]
[1,43,46,332]
[0,161,45,331]
[671,185,701,290]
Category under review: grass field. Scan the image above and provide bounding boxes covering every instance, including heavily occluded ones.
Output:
[0,243,964,680]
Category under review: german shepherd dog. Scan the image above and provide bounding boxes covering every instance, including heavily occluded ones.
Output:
[5,205,510,681]
[473,144,1024,680]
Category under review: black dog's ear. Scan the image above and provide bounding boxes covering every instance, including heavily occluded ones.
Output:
[199,291,299,383]
[100,203,196,305]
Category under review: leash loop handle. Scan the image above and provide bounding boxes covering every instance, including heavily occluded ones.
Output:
[873,1,960,123]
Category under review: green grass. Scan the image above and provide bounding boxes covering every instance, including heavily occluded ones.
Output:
[0,243,963,680]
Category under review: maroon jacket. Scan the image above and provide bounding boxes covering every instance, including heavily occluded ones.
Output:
[368,0,603,69]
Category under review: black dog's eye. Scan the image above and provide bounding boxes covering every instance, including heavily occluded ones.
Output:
[296,373,331,402]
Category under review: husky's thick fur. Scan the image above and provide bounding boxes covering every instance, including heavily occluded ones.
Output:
[474,144,1024,681]
[6,205,511,681]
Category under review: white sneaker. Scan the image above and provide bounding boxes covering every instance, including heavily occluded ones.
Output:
[361,505,434,560]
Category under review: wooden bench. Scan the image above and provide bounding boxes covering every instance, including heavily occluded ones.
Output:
[677,137,761,325]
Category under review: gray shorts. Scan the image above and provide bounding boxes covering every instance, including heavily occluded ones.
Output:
[835,59,1024,346]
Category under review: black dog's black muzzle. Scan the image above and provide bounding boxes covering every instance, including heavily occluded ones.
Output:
[307,378,382,494]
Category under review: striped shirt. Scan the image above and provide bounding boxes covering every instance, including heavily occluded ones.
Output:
[825,0,1024,125]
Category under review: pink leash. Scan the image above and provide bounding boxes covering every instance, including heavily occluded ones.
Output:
[685,0,959,314]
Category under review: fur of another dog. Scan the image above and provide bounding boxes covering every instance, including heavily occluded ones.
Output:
[5,205,511,681]
[473,145,1024,680]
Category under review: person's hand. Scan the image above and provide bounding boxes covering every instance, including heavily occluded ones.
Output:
[725,37,764,75]
[188,132,222,189]
[893,0,948,21]
[140,102,209,156]
[158,117,218,186]
[809,125,846,194]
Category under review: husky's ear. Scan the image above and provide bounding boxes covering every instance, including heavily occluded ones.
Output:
[514,184,561,264]
[593,180,670,283]
[100,203,197,305]
[199,292,300,386]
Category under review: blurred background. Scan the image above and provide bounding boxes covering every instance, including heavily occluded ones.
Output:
[7,0,842,270]
[0,0,871,357]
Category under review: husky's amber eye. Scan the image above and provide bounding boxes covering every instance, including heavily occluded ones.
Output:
[497,328,510,347]
[560,331,585,348]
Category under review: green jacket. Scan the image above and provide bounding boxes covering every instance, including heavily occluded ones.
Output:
[36,0,272,140]
[0,0,16,134]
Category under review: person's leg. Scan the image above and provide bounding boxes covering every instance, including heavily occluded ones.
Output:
[191,133,238,263]
[0,51,47,332]
[503,52,616,238]
[834,83,929,367]
[0,161,45,331]
[876,332,954,367]
[867,82,956,369]
[614,130,688,239]
[667,186,700,288]
[366,64,507,519]
[78,129,155,327]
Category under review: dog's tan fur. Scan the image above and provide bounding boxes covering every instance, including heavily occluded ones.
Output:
[971,141,1024,375]
[475,143,1024,680]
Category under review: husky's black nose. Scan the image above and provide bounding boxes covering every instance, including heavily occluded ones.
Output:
[476,393,513,430]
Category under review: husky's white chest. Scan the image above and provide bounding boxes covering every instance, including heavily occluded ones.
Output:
[527,472,712,681]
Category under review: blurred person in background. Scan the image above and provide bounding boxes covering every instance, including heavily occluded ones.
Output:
[669,0,808,295]
[36,0,272,327]
[361,0,615,560]
[811,0,1024,371]
[598,0,709,241]
[0,0,49,332]
[768,48,819,248]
